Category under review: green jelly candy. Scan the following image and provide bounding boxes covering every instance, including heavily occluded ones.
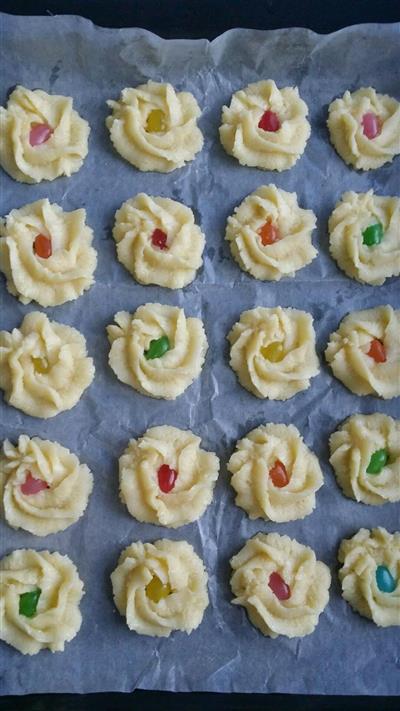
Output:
[366,448,388,475]
[376,565,396,593]
[19,587,41,618]
[144,335,170,360]
[362,223,384,247]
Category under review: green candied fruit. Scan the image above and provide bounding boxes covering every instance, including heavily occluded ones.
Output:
[362,223,384,247]
[19,587,41,618]
[144,335,170,360]
[366,448,389,475]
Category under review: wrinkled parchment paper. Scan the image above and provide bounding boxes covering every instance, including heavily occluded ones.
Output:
[0,13,399,695]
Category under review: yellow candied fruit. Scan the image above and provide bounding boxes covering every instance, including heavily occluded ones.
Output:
[145,109,166,133]
[261,342,284,363]
[145,575,172,603]
[32,357,50,374]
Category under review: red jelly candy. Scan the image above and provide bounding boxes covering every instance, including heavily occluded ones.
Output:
[33,234,52,259]
[362,112,382,140]
[269,460,289,488]
[258,110,281,132]
[29,123,53,146]
[268,571,291,601]
[367,338,386,363]
[258,219,280,246]
[157,464,178,493]
[20,471,49,495]
[151,228,168,250]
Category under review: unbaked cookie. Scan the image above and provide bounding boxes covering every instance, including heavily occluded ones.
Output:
[0,549,84,654]
[0,199,97,306]
[111,539,209,637]
[0,435,93,535]
[0,311,95,418]
[226,184,317,280]
[0,86,90,184]
[219,80,310,171]
[325,305,400,399]
[328,191,400,285]
[113,193,205,288]
[327,87,400,170]
[228,423,323,522]
[106,81,203,172]
[227,306,319,400]
[119,426,219,528]
[107,303,207,400]
[230,533,331,638]
[338,527,399,627]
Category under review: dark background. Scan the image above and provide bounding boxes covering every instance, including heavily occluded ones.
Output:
[0,1,399,710]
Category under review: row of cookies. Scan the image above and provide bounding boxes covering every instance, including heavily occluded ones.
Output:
[1,82,399,183]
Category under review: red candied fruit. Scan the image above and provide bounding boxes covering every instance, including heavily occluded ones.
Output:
[151,228,168,250]
[258,219,280,246]
[367,338,386,363]
[33,234,52,259]
[29,123,53,146]
[157,464,178,493]
[20,471,49,495]
[268,571,291,601]
[361,113,382,140]
[258,110,281,132]
[269,460,289,488]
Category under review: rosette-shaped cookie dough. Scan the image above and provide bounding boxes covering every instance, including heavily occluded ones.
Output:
[119,426,219,528]
[0,199,97,306]
[111,539,209,637]
[329,414,400,506]
[327,88,400,170]
[113,193,205,288]
[227,307,319,400]
[325,305,400,399]
[0,312,94,418]
[219,80,311,171]
[230,533,331,638]
[106,81,203,172]
[228,424,323,522]
[225,185,317,280]
[0,549,84,654]
[338,527,400,627]
[328,191,400,285]
[0,435,93,535]
[107,304,207,400]
[0,86,90,184]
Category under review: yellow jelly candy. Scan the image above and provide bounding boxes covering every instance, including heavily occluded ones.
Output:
[146,109,166,133]
[261,342,284,362]
[32,357,50,374]
[145,575,172,602]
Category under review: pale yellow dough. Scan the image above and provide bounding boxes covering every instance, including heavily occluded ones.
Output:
[325,305,400,399]
[328,191,400,285]
[329,414,400,506]
[119,426,219,528]
[106,81,203,172]
[0,86,90,184]
[0,312,95,418]
[227,306,319,400]
[228,424,323,522]
[230,533,331,638]
[0,549,84,654]
[219,80,310,171]
[226,185,317,280]
[0,435,93,535]
[113,193,205,288]
[327,87,400,170]
[111,539,209,637]
[338,527,400,627]
[107,303,207,400]
[0,199,97,306]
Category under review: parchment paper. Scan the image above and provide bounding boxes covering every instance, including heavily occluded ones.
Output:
[0,13,399,696]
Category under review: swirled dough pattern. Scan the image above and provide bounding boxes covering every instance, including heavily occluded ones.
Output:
[328,191,400,285]
[329,414,400,505]
[338,527,400,627]
[107,304,207,400]
[219,80,311,171]
[113,193,204,288]
[0,312,94,418]
[119,426,219,528]
[230,533,331,638]
[0,435,93,535]
[111,539,209,637]
[325,306,400,399]
[106,81,203,172]
[0,549,84,654]
[228,424,323,522]
[0,86,90,184]
[227,307,319,400]
[327,88,400,170]
[0,199,97,306]
[226,185,317,280]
